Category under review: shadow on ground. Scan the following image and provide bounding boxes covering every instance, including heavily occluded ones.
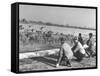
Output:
[19,54,96,72]
[30,55,58,67]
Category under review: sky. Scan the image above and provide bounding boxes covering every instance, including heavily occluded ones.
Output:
[19,5,96,29]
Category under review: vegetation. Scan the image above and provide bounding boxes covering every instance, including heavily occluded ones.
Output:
[19,19,96,30]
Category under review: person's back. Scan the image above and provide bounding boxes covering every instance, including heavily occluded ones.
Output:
[76,42,86,54]
[62,42,73,59]
[56,38,73,67]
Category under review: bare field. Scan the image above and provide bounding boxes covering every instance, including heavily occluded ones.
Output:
[19,23,96,72]
[19,54,96,72]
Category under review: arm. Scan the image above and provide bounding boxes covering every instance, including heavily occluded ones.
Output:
[74,43,80,53]
[57,47,63,64]
[59,47,63,56]
[74,46,79,53]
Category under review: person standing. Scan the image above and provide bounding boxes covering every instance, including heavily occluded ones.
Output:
[78,33,84,45]
[56,38,73,67]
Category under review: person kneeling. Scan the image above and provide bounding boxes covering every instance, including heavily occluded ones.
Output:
[72,37,86,61]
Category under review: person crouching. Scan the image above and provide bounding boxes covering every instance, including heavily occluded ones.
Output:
[72,37,86,61]
[56,38,73,67]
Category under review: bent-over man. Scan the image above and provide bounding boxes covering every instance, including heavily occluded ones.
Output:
[56,38,73,67]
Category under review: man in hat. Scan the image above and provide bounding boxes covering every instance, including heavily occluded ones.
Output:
[72,37,86,61]
[56,37,73,67]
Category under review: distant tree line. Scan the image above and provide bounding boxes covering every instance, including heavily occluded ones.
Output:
[19,18,96,30]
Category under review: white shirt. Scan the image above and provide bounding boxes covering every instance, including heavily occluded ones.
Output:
[61,43,73,59]
[74,42,86,54]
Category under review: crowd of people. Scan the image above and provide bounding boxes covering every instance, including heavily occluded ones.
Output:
[56,33,96,68]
